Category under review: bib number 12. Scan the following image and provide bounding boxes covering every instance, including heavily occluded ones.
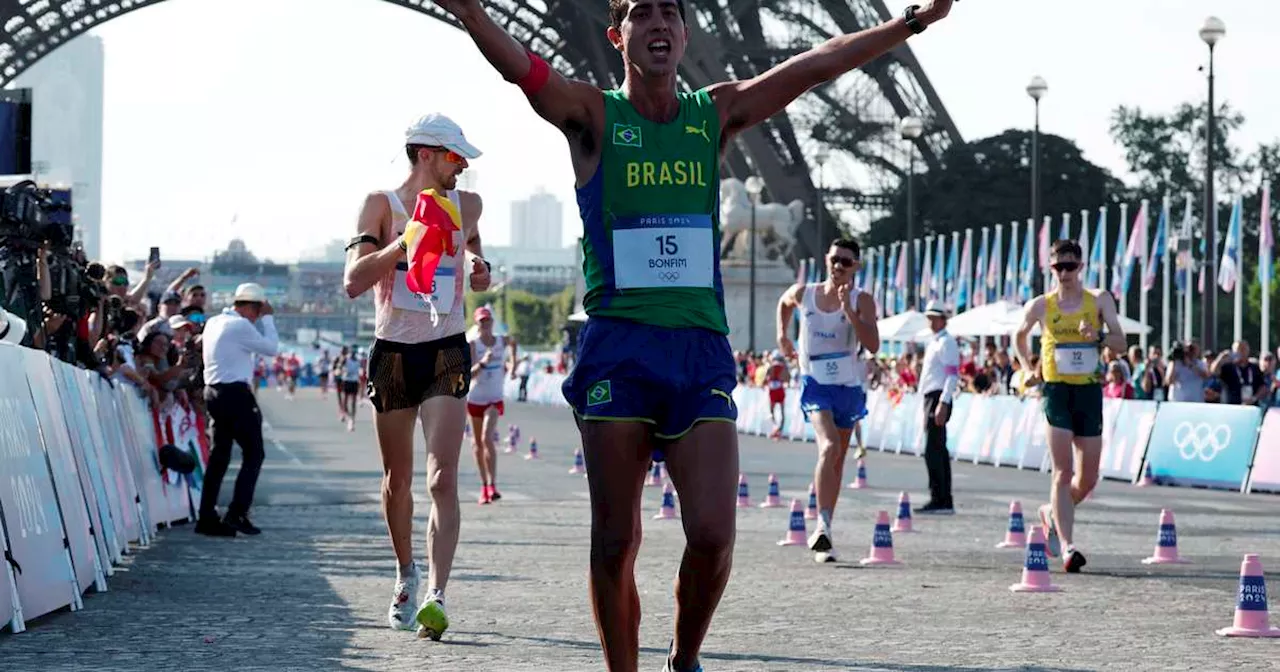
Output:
[655,234,679,256]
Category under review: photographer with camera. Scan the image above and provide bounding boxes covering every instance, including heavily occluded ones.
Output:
[1164,340,1211,403]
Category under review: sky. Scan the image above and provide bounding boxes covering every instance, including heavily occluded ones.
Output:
[84,0,1275,264]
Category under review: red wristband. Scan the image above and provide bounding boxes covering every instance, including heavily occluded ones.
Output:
[517,49,551,97]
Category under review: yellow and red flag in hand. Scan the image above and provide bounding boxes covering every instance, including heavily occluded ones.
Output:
[404,189,461,295]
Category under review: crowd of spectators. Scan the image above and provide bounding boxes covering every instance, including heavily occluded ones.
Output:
[734,336,1279,409]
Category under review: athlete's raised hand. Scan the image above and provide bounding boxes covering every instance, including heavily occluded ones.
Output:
[837,282,852,311]
[918,0,958,25]
[469,256,492,291]
[1078,319,1098,343]
[432,0,481,19]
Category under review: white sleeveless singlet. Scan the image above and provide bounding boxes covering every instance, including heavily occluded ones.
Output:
[467,334,506,404]
[373,189,466,344]
[797,282,863,387]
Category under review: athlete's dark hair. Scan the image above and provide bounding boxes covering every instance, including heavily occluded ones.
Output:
[830,238,861,258]
[1050,238,1082,259]
[406,144,429,166]
[609,0,687,30]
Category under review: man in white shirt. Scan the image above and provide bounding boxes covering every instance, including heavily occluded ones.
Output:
[198,283,279,537]
[916,300,959,514]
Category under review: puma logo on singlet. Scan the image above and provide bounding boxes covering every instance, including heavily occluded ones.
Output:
[684,120,710,142]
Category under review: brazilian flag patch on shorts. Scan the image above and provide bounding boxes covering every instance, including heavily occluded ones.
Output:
[586,380,612,406]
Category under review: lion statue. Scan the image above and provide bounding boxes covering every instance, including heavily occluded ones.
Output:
[718,177,806,262]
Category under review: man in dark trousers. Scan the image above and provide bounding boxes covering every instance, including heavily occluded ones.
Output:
[197,282,279,536]
[916,300,959,514]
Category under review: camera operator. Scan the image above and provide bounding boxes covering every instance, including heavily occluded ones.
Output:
[1165,340,1211,403]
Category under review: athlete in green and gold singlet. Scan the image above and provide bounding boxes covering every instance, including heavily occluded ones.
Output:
[1015,239,1126,574]
[439,0,962,669]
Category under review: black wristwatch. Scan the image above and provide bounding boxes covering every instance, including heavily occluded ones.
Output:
[903,4,926,33]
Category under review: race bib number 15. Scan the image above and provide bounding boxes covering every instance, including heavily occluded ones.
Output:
[612,214,714,290]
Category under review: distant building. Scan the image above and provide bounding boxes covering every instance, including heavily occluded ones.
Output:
[10,34,106,260]
[484,245,576,297]
[510,189,563,250]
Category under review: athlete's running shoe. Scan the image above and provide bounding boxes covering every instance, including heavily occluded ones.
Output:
[479,485,492,505]
[1038,504,1062,558]
[415,592,449,641]
[1063,548,1087,573]
[662,640,704,672]
[387,562,420,631]
[807,521,833,554]
[814,547,839,564]
[490,487,502,501]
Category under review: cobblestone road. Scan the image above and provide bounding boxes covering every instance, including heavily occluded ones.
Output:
[3,388,1278,671]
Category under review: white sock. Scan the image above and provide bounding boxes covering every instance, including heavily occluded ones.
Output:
[397,562,416,580]
[819,509,833,532]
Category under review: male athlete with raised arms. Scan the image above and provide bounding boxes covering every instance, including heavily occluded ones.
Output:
[1014,239,1125,573]
[437,0,958,668]
[343,113,491,639]
[777,239,879,564]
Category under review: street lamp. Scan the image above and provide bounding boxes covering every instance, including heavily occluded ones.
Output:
[899,115,923,309]
[1027,76,1048,292]
[814,147,830,253]
[745,175,765,353]
[1200,15,1225,351]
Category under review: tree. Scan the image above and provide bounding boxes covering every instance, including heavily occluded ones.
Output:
[1108,101,1249,200]
[1246,258,1280,353]
[864,129,1125,249]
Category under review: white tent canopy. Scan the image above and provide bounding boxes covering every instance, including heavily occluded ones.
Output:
[876,310,929,342]
[943,298,1152,338]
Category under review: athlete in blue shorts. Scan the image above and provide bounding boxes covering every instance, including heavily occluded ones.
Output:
[442,0,959,666]
[777,239,879,563]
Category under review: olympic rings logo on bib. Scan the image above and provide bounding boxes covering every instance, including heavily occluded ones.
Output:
[657,271,681,282]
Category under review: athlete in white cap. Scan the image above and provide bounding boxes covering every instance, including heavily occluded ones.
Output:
[343,113,491,639]
[466,305,517,503]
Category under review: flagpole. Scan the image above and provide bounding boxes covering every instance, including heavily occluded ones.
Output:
[1099,206,1108,295]
[1235,195,1244,344]
[994,224,1003,305]
[1118,203,1129,319]
[1138,199,1149,352]
[1263,180,1272,355]
[1184,193,1194,343]
[979,226,990,307]
[1042,215,1052,295]
[1161,194,1171,355]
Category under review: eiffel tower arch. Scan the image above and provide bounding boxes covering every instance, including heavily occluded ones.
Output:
[0,0,961,261]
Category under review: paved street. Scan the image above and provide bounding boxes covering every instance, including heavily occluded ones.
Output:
[3,386,1279,671]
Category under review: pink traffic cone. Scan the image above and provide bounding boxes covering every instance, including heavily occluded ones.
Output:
[859,511,901,566]
[776,499,806,546]
[505,425,518,454]
[1009,526,1062,593]
[1141,509,1191,565]
[647,462,663,487]
[736,473,751,508]
[849,459,868,489]
[1216,554,1280,637]
[568,448,585,475]
[1137,460,1155,487]
[996,500,1027,549]
[892,492,915,533]
[804,483,818,521]
[759,473,783,508]
[524,438,539,460]
[653,482,678,520]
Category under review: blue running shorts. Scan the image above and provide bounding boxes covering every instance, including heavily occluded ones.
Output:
[562,317,738,451]
[799,376,867,430]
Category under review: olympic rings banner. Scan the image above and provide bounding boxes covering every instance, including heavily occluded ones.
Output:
[507,371,1273,499]
[0,342,194,635]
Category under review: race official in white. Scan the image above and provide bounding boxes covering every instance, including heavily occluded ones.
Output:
[916,300,960,514]
[198,282,279,538]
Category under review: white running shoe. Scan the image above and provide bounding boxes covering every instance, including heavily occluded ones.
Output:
[387,563,421,631]
[807,521,832,554]
[814,547,839,564]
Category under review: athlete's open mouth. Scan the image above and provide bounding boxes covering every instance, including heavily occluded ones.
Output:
[648,39,671,56]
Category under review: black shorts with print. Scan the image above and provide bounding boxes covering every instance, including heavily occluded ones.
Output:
[366,333,471,413]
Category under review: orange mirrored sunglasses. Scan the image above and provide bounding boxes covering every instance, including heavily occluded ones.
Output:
[423,146,465,164]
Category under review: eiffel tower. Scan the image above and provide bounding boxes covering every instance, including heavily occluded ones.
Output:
[0,0,961,259]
